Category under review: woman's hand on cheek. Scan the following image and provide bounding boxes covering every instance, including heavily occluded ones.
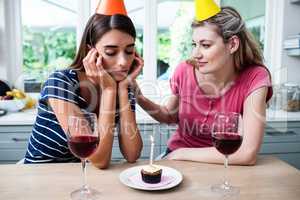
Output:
[83,48,116,91]
[118,52,144,89]
[95,54,117,91]
[82,48,98,84]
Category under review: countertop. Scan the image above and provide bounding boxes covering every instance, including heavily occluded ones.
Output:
[0,107,300,126]
[0,106,157,126]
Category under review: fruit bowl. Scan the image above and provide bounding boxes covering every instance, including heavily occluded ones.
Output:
[0,99,26,112]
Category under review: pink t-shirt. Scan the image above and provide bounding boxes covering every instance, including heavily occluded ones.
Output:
[167,62,273,151]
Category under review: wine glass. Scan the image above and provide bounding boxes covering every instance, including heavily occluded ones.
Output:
[211,112,243,195]
[66,112,100,200]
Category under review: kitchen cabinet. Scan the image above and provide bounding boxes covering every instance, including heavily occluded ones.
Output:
[0,125,32,163]
[261,121,300,169]
[0,123,162,164]
[290,0,300,4]
[0,110,300,169]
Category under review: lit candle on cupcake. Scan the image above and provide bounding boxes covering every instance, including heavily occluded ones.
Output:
[140,135,163,184]
[150,135,154,165]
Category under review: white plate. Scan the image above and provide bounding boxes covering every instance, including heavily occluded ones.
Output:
[119,165,183,191]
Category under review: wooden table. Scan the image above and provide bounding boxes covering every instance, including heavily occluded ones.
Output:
[0,156,299,200]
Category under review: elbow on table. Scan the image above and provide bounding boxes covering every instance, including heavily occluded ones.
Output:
[90,159,111,169]
[240,150,258,166]
[94,162,110,169]
[122,142,143,163]
[244,156,257,166]
[125,157,138,163]
[124,151,141,163]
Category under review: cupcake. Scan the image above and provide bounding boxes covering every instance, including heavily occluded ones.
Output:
[141,165,162,184]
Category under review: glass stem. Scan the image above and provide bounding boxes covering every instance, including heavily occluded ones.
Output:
[223,155,229,189]
[81,159,88,191]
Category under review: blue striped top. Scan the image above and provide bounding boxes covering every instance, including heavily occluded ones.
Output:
[24,69,136,164]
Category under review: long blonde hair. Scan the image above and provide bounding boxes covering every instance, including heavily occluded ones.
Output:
[191,6,264,71]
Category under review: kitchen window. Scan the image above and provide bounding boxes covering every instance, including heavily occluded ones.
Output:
[21,0,145,92]
[2,0,275,93]
[21,0,79,92]
[157,0,194,81]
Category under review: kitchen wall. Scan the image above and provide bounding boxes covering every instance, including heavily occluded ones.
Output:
[264,0,300,86]
[282,0,300,85]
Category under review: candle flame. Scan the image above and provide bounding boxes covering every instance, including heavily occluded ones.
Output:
[150,135,154,143]
[149,135,155,166]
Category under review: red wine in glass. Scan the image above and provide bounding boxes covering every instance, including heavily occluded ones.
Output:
[212,132,242,155]
[66,113,100,200]
[211,112,243,196]
[68,135,99,159]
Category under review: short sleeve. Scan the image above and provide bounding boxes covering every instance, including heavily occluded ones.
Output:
[169,62,187,96]
[245,67,273,102]
[40,70,79,105]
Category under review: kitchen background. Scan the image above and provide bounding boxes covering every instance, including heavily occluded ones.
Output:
[0,0,300,168]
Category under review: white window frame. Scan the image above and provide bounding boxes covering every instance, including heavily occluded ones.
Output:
[143,0,157,82]
[2,0,282,88]
[264,0,285,85]
[76,0,92,49]
[2,0,22,88]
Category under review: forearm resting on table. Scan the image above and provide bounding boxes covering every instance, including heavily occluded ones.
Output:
[168,146,258,166]
[118,87,142,163]
[89,89,116,169]
[137,95,177,124]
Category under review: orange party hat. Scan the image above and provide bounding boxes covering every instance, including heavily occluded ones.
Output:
[96,0,127,16]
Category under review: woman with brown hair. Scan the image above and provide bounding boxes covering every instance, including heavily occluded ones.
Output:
[136,6,272,165]
[24,8,143,168]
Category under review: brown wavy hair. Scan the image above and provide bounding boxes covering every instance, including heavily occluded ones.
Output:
[191,6,264,71]
[70,14,136,70]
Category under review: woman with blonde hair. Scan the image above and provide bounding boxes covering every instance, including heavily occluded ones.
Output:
[135,6,272,165]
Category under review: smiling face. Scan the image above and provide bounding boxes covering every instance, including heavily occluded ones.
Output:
[191,24,234,75]
[95,29,135,81]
